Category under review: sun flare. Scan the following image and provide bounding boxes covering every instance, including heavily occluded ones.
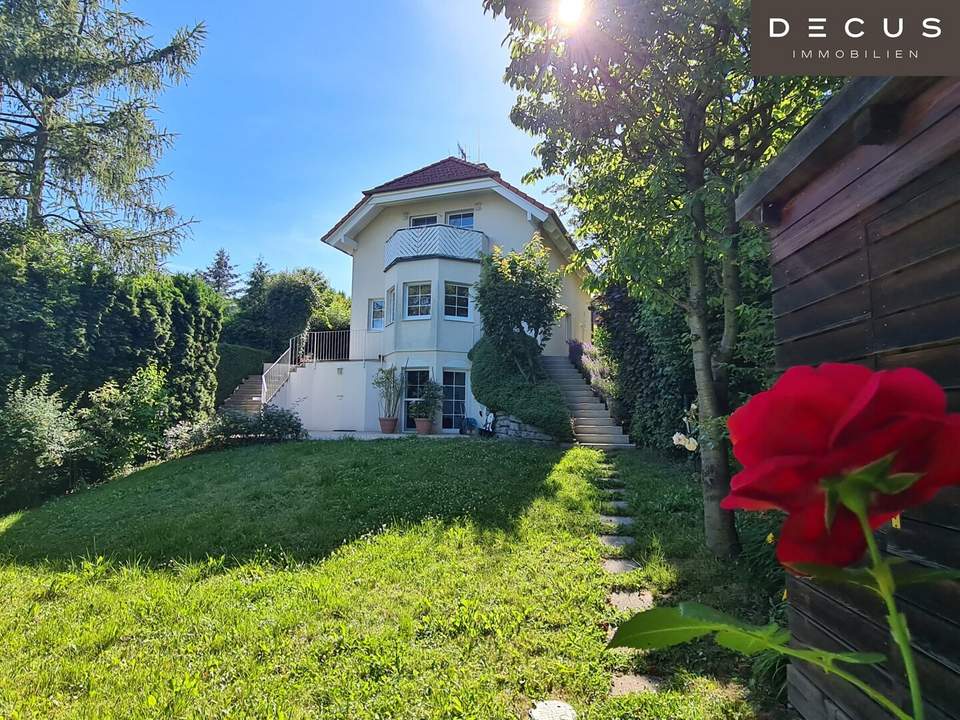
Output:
[556,0,586,29]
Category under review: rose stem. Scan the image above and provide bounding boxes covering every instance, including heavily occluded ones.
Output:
[855,509,925,720]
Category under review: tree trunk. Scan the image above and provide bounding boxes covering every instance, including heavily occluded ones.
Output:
[687,193,741,558]
[26,102,50,228]
[712,191,741,413]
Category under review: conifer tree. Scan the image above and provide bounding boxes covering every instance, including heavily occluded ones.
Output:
[0,0,205,270]
[202,248,239,297]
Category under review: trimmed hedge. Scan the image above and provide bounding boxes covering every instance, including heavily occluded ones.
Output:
[0,231,223,422]
[216,343,274,405]
[469,337,573,441]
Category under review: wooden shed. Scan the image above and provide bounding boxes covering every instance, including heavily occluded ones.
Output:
[736,77,960,720]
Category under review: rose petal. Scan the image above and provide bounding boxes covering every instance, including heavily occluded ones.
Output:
[831,368,946,447]
[729,365,872,467]
[777,504,895,568]
[723,456,822,512]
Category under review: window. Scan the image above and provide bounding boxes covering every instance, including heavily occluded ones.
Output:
[368,298,384,330]
[404,369,430,430]
[442,371,467,430]
[446,211,474,229]
[444,282,470,319]
[385,286,396,326]
[409,214,438,228]
[404,282,431,318]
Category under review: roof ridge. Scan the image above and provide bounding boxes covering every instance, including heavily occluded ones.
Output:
[363,156,498,195]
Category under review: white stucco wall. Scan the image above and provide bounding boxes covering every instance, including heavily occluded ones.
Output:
[273,185,592,434]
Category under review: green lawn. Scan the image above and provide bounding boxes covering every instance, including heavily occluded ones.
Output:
[0,439,779,719]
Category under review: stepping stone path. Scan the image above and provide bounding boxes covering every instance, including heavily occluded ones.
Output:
[608,590,654,612]
[611,674,662,695]
[603,500,630,513]
[529,700,577,720]
[599,514,634,529]
[599,534,634,550]
[595,464,662,699]
[602,558,641,574]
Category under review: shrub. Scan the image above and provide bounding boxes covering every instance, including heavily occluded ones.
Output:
[216,343,273,405]
[76,364,170,481]
[0,231,224,422]
[0,376,83,510]
[372,365,404,418]
[166,406,306,455]
[474,239,562,379]
[469,337,573,441]
[408,380,443,420]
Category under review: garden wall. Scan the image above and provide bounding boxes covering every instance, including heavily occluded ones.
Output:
[737,77,960,720]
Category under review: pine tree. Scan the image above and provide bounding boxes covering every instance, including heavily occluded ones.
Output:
[202,248,239,297]
[240,256,270,311]
[0,0,205,270]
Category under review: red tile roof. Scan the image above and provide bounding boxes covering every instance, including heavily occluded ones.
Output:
[322,157,571,248]
[363,156,499,194]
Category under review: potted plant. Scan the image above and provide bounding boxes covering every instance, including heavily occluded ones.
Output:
[372,365,404,434]
[408,380,443,435]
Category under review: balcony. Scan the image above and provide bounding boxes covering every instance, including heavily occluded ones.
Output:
[384,224,488,270]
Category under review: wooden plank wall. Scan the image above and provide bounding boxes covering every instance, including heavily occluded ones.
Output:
[766,77,960,720]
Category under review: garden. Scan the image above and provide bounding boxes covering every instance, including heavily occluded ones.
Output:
[1,1,959,719]
[0,439,784,718]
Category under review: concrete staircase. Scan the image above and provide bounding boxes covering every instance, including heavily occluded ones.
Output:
[543,356,633,450]
[221,375,264,415]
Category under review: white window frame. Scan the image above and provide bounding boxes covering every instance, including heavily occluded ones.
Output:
[403,281,432,320]
[443,281,471,321]
[408,214,438,228]
[385,286,396,326]
[441,369,468,433]
[445,210,475,229]
[368,298,385,331]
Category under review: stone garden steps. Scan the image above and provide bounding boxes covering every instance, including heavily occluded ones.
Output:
[543,356,633,450]
[221,374,264,416]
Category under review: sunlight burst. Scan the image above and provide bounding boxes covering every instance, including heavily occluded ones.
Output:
[556,0,586,29]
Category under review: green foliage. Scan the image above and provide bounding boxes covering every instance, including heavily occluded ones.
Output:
[224,267,349,353]
[0,375,81,510]
[166,407,306,456]
[592,287,694,448]
[202,248,240,297]
[0,0,206,269]
[408,380,443,420]
[372,365,405,418]
[215,343,273,406]
[0,231,223,422]
[469,337,573,441]
[76,364,170,482]
[610,602,883,666]
[474,240,562,379]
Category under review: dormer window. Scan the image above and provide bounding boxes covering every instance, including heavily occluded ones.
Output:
[446,211,474,229]
[409,214,438,228]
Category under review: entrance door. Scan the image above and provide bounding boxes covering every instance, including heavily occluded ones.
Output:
[403,369,430,431]
[441,370,467,432]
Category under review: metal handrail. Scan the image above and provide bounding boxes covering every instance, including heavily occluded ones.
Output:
[261,346,292,405]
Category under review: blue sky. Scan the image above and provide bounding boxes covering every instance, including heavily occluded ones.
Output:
[134,1,558,293]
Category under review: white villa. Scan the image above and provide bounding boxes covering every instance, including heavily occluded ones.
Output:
[265,157,595,435]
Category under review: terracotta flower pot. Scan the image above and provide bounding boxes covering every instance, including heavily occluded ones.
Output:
[414,418,433,435]
[379,417,398,434]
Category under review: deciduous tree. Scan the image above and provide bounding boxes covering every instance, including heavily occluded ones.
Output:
[485,0,835,555]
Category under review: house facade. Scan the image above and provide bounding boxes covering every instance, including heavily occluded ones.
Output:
[268,157,593,434]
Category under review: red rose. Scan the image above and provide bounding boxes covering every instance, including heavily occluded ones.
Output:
[722,364,960,567]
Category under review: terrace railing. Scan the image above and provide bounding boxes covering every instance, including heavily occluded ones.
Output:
[383,224,488,270]
[260,329,378,405]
